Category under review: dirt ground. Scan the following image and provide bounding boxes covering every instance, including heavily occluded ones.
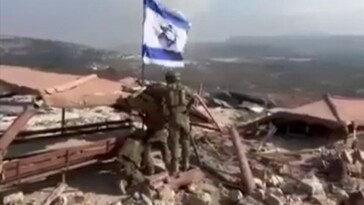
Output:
[0,162,122,204]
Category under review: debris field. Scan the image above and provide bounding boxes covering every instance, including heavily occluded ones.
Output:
[0,65,364,205]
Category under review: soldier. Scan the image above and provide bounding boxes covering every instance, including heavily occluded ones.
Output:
[116,132,146,194]
[142,114,170,175]
[121,85,171,175]
[163,71,195,173]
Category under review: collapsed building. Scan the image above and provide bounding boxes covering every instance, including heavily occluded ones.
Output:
[241,94,364,141]
[1,65,364,205]
[0,65,218,192]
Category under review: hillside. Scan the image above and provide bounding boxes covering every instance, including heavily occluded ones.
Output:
[1,35,364,99]
[0,35,119,70]
[187,35,364,63]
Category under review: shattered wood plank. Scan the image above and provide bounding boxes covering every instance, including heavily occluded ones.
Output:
[44,74,97,94]
[0,109,37,155]
[42,183,67,205]
[168,168,205,191]
[148,168,205,191]
[191,122,220,131]
[200,163,242,190]
[229,127,255,194]
[195,94,222,132]
[257,123,277,152]
[146,171,169,186]
[323,93,343,123]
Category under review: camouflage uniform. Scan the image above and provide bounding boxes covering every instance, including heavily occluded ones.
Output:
[143,127,170,175]
[125,86,171,175]
[117,134,146,191]
[163,71,194,173]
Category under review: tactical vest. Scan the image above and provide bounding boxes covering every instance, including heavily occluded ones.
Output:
[166,83,188,113]
[165,83,190,130]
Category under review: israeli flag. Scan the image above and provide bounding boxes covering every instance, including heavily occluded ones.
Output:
[142,0,191,67]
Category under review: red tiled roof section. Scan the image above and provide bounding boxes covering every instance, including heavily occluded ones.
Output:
[290,100,337,122]
[40,75,133,108]
[0,65,137,108]
[331,96,364,126]
[0,65,80,92]
[284,95,364,126]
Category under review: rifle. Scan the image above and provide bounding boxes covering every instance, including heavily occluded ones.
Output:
[189,124,202,167]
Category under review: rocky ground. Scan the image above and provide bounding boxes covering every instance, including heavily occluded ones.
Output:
[1,96,364,205]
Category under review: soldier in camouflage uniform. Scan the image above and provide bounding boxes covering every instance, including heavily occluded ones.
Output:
[116,132,146,193]
[163,71,195,173]
[143,121,170,175]
[124,85,171,175]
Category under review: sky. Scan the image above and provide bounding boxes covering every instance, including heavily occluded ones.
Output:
[1,0,363,48]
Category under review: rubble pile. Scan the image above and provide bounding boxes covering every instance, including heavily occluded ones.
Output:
[4,105,364,205]
[0,101,125,131]
[1,72,364,205]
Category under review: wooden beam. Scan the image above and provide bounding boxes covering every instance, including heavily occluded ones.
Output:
[61,108,66,135]
[0,109,37,155]
[195,94,222,132]
[41,183,67,205]
[229,127,255,194]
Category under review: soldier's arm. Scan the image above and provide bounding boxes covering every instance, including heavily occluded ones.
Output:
[184,86,197,110]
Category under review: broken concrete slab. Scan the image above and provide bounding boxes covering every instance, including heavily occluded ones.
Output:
[329,185,348,201]
[66,191,86,205]
[341,150,354,164]
[187,184,198,193]
[251,164,268,181]
[109,201,123,205]
[238,196,264,205]
[252,189,265,201]
[278,164,290,175]
[254,177,266,189]
[266,188,284,197]
[184,191,213,205]
[228,189,243,202]
[285,195,303,205]
[199,182,220,194]
[281,182,297,195]
[300,175,325,196]
[157,187,175,205]
[153,200,166,205]
[267,174,284,187]
[352,149,364,163]
[141,194,153,205]
[311,195,336,205]
[3,192,24,205]
[264,193,284,205]
[347,162,363,178]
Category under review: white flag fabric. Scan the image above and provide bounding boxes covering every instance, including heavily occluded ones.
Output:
[142,0,191,67]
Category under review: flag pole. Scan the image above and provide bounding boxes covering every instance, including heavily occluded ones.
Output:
[141,63,145,85]
[141,0,146,85]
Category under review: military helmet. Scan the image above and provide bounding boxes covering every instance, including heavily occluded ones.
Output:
[165,70,180,83]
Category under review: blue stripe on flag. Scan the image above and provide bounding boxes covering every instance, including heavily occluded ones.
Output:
[144,0,191,30]
[142,45,183,61]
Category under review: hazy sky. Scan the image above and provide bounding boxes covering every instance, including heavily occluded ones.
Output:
[1,0,363,48]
